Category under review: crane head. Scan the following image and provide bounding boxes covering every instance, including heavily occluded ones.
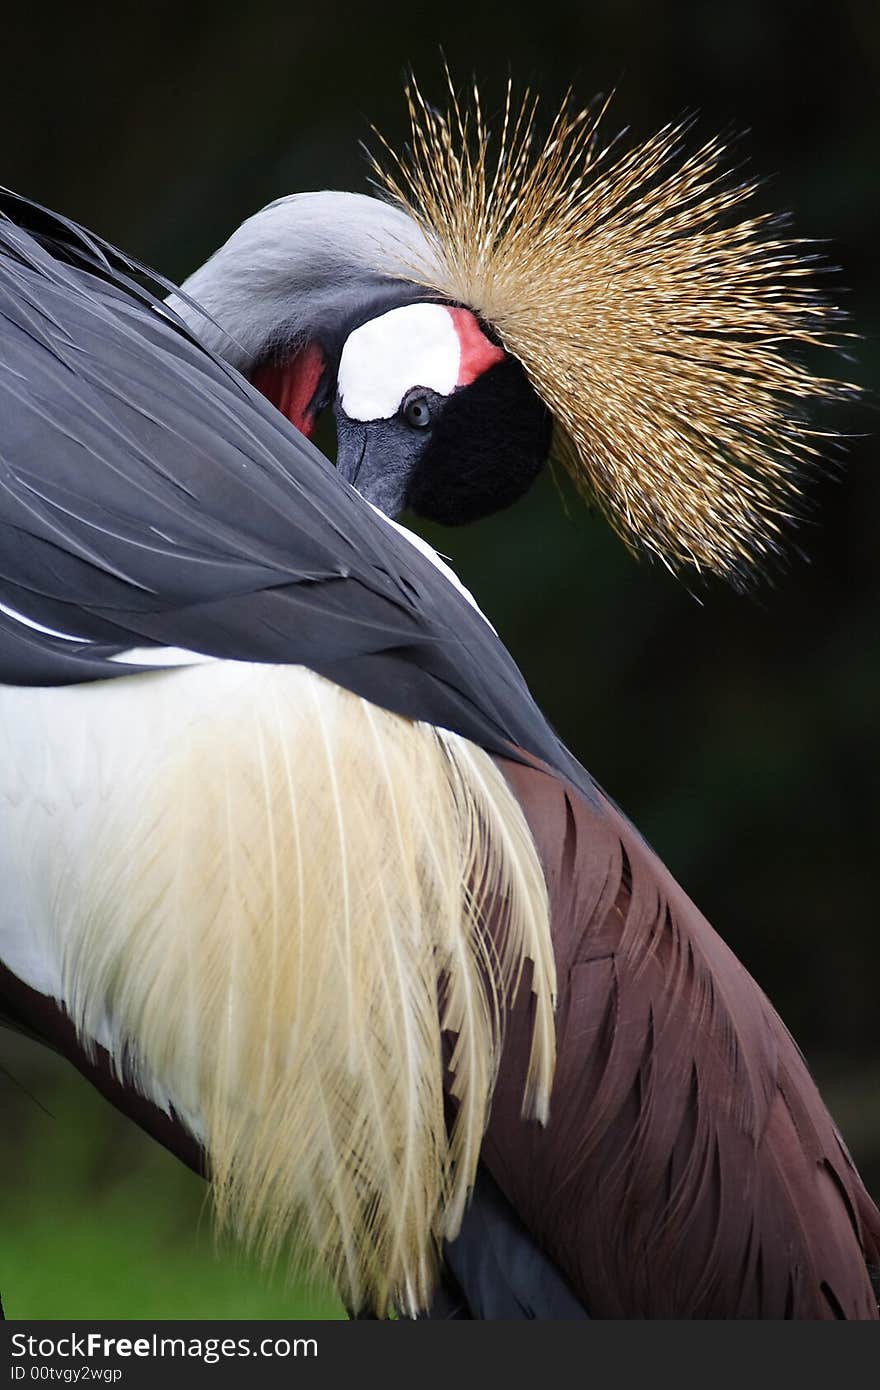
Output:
[333,302,552,523]
[174,77,854,584]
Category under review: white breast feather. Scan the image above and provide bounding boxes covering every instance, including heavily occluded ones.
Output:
[0,661,555,1314]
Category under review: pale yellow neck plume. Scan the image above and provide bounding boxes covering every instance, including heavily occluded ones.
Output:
[57,663,555,1316]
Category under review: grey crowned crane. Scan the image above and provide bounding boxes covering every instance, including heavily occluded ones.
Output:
[1,80,879,1322]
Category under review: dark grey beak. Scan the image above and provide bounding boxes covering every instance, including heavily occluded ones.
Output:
[334,411,418,521]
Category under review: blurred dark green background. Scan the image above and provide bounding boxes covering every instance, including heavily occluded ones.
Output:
[1,0,877,1319]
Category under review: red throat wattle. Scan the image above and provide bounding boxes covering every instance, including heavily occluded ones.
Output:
[251,341,326,439]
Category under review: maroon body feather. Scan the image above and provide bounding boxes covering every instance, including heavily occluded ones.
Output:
[485,754,880,1318]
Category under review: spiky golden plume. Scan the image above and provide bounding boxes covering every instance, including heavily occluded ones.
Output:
[368,77,855,580]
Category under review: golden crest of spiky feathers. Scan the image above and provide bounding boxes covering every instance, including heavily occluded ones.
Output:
[369,78,855,581]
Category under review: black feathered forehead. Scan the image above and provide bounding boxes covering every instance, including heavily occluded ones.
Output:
[406,355,553,526]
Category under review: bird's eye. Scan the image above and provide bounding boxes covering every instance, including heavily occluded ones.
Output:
[403,395,431,429]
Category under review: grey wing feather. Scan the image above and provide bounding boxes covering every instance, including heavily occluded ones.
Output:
[0,193,598,805]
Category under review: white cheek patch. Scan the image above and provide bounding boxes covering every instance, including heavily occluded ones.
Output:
[338,302,462,422]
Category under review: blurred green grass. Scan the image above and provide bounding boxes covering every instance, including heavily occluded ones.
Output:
[0,1034,345,1320]
[4,1028,876,1320]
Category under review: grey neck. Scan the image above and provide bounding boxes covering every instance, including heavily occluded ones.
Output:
[168,190,438,374]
